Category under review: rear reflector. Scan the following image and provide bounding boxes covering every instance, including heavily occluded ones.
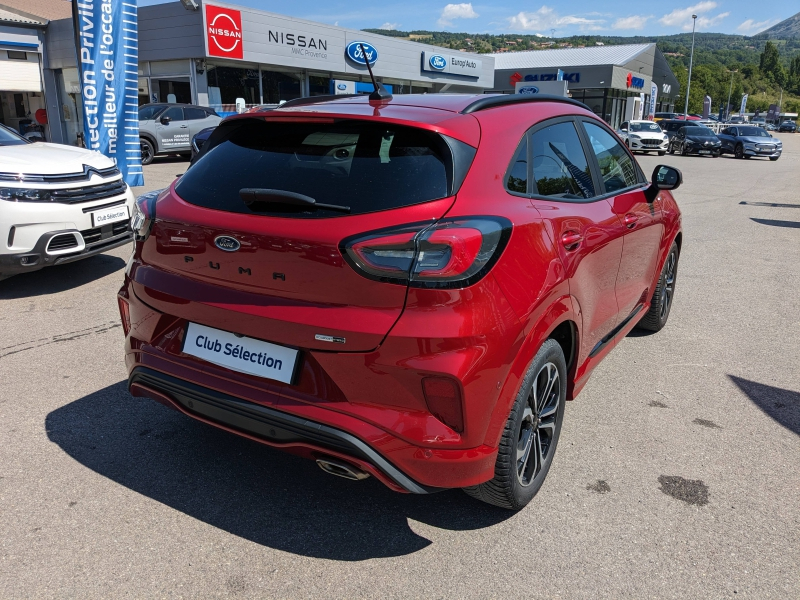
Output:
[422,377,464,433]
[117,297,131,336]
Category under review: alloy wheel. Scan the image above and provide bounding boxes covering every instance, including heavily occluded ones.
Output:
[735,144,744,159]
[516,362,560,486]
[141,140,153,164]
[660,250,677,319]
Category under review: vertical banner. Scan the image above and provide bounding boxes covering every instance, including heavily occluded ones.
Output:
[637,92,645,120]
[648,82,658,120]
[73,0,144,187]
[702,95,711,119]
[739,93,748,116]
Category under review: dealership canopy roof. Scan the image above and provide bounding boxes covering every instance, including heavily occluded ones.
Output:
[0,3,48,25]
[491,43,654,69]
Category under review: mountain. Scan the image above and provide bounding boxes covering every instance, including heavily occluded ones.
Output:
[759,11,800,38]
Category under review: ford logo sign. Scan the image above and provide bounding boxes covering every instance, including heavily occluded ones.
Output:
[518,86,540,95]
[337,83,347,90]
[214,235,241,252]
[346,41,378,66]
[429,54,447,70]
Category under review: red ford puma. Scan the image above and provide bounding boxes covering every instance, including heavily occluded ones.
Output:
[119,93,682,510]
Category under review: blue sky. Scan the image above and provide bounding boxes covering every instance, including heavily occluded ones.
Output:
[141,0,793,37]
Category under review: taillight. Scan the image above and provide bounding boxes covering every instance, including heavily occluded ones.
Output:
[422,377,464,433]
[131,188,164,241]
[341,217,511,288]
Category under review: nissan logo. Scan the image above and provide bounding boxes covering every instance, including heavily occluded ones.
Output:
[214,235,241,252]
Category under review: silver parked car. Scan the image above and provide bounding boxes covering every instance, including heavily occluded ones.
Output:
[138,104,221,165]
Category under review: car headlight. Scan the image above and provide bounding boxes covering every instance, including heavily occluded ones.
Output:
[0,188,53,202]
[629,134,641,139]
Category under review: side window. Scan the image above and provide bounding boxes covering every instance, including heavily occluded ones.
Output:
[620,121,629,131]
[583,122,641,193]
[162,107,184,122]
[531,121,595,199]
[184,107,207,120]
[505,137,528,195]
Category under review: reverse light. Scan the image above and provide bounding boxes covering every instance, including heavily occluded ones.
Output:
[341,217,511,289]
[422,377,464,433]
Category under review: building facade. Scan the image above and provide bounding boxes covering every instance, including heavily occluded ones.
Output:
[491,44,680,130]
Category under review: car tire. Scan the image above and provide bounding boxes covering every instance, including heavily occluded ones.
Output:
[636,242,679,333]
[668,144,674,155]
[734,144,744,159]
[658,151,666,156]
[140,138,155,166]
[463,339,566,511]
[680,143,688,156]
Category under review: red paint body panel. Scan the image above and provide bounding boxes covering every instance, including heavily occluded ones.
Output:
[120,95,682,492]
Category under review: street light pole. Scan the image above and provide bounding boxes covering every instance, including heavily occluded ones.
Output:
[726,69,737,121]
[683,14,697,120]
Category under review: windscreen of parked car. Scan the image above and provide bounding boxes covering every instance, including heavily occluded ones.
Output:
[738,127,770,137]
[138,105,165,121]
[0,125,29,146]
[630,122,662,132]
[176,119,453,218]
[684,127,714,135]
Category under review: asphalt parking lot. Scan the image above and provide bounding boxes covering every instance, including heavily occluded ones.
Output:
[1,134,798,598]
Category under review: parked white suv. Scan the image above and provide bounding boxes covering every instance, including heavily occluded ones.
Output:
[0,125,135,280]
[617,120,669,155]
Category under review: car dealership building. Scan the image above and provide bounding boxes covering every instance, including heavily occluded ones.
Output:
[41,0,493,141]
[490,44,680,130]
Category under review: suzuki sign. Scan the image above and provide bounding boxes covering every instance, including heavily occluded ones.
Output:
[206,5,243,60]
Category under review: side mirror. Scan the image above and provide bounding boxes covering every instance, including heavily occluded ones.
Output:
[159,115,171,125]
[646,165,682,202]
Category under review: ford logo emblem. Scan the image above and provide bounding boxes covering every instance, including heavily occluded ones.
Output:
[518,86,540,95]
[346,41,378,66]
[214,235,241,252]
[429,54,447,70]
[337,83,347,90]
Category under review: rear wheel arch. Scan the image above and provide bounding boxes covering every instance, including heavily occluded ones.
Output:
[483,301,579,448]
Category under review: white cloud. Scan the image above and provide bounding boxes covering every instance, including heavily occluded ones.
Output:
[736,18,778,33]
[612,15,653,30]
[659,2,728,30]
[438,3,479,27]
[379,22,400,30]
[508,6,605,32]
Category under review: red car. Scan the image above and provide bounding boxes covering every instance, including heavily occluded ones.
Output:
[120,93,683,510]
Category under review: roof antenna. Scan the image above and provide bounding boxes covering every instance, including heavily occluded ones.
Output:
[359,43,392,101]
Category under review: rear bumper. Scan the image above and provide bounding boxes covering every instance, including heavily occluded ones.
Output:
[129,367,440,494]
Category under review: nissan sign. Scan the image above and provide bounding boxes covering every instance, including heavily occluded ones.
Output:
[346,41,378,65]
[206,5,243,60]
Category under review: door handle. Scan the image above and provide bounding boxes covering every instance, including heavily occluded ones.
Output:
[180,125,188,128]
[560,231,583,251]
[624,213,639,228]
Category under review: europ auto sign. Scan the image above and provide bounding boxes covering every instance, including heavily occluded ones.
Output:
[206,5,243,59]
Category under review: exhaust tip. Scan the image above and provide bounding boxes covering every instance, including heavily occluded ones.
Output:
[316,457,370,481]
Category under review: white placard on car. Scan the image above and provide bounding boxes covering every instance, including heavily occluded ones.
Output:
[182,322,301,384]
[92,204,129,227]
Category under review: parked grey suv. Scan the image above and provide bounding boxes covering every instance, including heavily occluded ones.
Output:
[139,104,221,165]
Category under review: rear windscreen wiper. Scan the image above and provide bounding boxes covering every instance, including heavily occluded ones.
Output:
[239,188,351,213]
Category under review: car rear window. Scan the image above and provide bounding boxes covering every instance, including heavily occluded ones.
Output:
[176,119,453,218]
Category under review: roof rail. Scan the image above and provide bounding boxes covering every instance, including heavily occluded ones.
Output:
[277,94,360,110]
[461,94,590,115]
